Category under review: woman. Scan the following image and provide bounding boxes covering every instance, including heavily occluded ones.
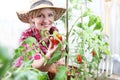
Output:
[15,0,66,75]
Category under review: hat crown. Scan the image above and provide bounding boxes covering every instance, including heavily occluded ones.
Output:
[30,0,53,9]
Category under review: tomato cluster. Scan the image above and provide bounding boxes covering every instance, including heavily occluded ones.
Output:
[77,54,82,64]
[49,33,62,48]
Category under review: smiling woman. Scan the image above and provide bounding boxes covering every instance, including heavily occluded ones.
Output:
[0,0,65,49]
[13,0,66,80]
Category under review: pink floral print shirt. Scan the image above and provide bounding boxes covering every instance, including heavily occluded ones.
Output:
[15,26,58,67]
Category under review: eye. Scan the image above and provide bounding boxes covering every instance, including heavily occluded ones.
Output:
[37,14,43,18]
[49,13,54,17]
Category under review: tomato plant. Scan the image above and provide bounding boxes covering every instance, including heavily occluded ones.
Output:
[61,0,111,80]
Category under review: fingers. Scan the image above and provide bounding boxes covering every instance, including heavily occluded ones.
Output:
[48,37,58,55]
[49,36,54,49]
[49,36,56,49]
[49,41,58,53]
[52,44,58,52]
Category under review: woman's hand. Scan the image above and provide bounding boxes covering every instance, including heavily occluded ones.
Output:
[46,37,58,59]
[32,37,58,70]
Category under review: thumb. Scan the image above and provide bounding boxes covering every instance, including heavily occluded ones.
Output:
[49,36,54,49]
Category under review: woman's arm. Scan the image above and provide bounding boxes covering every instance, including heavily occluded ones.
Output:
[32,56,65,73]
[32,40,58,72]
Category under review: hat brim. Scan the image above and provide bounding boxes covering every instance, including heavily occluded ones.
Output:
[16,6,66,23]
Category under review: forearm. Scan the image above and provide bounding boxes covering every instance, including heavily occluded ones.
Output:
[32,58,45,69]
[32,57,65,73]
[32,58,57,73]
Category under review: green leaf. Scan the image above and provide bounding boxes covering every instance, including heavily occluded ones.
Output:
[77,22,84,29]
[14,46,26,59]
[53,66,68,80]
[94,21,103,31]
[58,42,63,50]
[0,45,12,79]
[98,34,103,41]
[82,8,91,17]
[22,37,36,47]
[13,69,49,80]
[104,49,111,55]
[61,14,66,23]
[24,55,29,62]
[104,42,109,46]
[88,0,93,2]
[47,50,62,64]
[93,17,103,31]
[29,50,36,56]
[88,15,97,27]
[38,72,49,80]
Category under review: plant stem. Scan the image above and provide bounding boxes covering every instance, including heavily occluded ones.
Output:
[84,63,87,80]
[69,16,81,35]
[81,4,87,80]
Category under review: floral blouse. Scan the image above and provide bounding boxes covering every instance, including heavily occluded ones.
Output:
[15,26,58,67]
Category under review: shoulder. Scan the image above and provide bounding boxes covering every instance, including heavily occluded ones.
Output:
[22,27,33,35]
[19,27,34,42]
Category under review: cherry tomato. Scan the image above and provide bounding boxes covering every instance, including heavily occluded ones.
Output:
[49,33,63,46]
[92,50,96,57]
[56,33,62,41]
[77,54,82,64]
[54,39,59,45]
[54,33,62,45]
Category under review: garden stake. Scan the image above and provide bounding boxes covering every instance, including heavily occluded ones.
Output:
[65,0,69,67]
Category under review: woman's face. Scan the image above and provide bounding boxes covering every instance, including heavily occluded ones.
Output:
[32,8,55,31]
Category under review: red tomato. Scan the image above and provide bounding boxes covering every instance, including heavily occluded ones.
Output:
[54,33,62,45]
[49,33,63,46]
[56,33,62,41]
[77,54,82,64]
[92,50,96,57]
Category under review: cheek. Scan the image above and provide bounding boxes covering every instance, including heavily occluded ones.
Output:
[51,19,54,23]
[34,21,42,30]
[51,17,54,22]
[35,19,42,26]
[36,18,42,23]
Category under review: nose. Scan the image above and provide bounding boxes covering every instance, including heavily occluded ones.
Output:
[43,17,49,23]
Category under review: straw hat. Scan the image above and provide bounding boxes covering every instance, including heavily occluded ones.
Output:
[16,0,66,23]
